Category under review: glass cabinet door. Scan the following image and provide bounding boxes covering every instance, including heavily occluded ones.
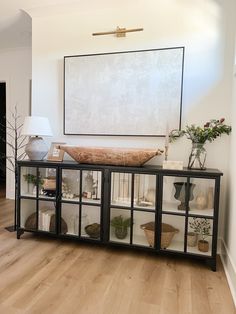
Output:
[39,167,57,200]
[133,211,156,247]
[20,166,57,200]
[161,175,216,254]
[20,199,37,230]
[20,167,37,197]
[134,174,156,209]
[109,172,157,249]
[187,217,213,256]
[82,170,102,204]
[111,172,132,207]
[19,198,57,234]
[19,166,57,234]
[38,200,56,233]
[61,169,80,202]
[188,178,215,217]
[81,205,101,239]
[110,208,131,244]
[160,214,185,252]
[60,168,102,240]
[162,176,190,213]
[61,203,80,236]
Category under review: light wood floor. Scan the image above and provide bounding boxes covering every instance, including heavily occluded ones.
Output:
[0,198,235,314]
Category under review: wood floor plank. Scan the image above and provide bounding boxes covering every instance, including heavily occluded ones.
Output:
[0,198,235,314]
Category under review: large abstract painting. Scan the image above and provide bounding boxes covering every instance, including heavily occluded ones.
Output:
[64,47,184,136]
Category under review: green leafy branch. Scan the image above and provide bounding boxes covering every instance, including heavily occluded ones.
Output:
[169,118,231,144]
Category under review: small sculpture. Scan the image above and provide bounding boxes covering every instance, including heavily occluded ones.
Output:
[196,192,207,210]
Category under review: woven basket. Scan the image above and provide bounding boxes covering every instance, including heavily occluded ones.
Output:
[140,221,179,249]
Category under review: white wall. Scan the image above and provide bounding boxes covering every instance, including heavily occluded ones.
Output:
[29,1,234,212]
[0,47,32,199]
[222,33,236,305]
[29,1,233,159]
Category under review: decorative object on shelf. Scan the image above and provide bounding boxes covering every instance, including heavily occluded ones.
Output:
[24,212,68,234]
[189,218,211,252]
[25,213,37,230]
[42,189,56,197]
[143,188,155,206]
[162,160,183,170]
[187,232,198,247]
[58,146,163,166]
[169,118,231,170]
[42,178,56,190]
[140,222,179,249]
[50,215,68,234]
[207,187,214,209]
[92,26,144,37]
[196,191,207,210]
[83,171,94,197]
[61,180,76,199]
[23,173,44,194]
[47,142,66,161]
[42,177,56,197]
[85,223,100,238]
[173,182,195,210]
[21,116,53,160]
[111,215,131,239]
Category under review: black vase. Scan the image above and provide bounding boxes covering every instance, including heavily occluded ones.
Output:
[173,182,195,210]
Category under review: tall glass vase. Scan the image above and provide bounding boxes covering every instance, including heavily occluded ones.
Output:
[188,143,206,170]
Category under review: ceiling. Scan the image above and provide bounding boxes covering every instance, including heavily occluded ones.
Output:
[0,0,109,50]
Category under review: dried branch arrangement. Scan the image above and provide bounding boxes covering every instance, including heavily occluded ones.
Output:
[0,105,27,173]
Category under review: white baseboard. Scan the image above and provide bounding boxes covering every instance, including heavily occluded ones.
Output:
[220,238,236,307]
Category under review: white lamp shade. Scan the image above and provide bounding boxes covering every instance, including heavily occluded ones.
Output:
[21,116,53,137]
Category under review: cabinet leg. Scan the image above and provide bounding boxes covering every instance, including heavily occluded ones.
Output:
[206,258,216,271]
[17,229,24,239]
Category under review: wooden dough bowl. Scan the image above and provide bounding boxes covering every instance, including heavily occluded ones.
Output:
[59,146,163,167]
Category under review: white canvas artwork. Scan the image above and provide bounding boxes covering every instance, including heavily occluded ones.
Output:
[64,47,184,136]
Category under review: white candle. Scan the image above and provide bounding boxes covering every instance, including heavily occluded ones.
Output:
[165,123,169,147]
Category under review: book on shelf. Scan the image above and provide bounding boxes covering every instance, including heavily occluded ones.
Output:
[39,208,54,231]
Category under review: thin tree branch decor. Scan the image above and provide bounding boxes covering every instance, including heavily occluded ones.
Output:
[0,105,27,231]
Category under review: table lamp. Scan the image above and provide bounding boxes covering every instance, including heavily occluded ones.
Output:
[21,116,53,160]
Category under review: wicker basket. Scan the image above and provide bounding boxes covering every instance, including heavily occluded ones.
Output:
[140,222,179,249]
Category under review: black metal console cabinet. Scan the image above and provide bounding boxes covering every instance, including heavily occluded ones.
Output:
[17,160,223,271]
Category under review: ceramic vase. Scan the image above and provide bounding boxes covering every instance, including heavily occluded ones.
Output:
[187,232,198,247]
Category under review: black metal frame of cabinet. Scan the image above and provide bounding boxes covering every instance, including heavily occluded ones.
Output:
[16,160,223,271]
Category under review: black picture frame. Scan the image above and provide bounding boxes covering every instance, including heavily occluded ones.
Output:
[64,46,185,137]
